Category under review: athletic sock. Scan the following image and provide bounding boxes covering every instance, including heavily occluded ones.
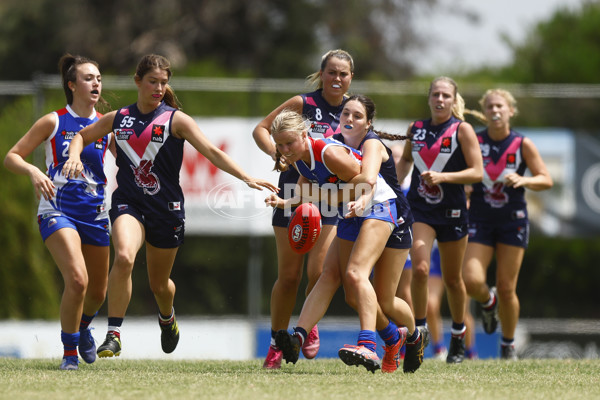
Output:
[61,331,80,358]
[377,321,400,346]
[107,317,123,339]
[483,289,497,309]
[451,322,466,338]
[415,317,427,327]
[407,328,420,344]
[270,329,277,347]
[159,308,175,326]
[501,337,514,347]
[293,326,308,347]
[79,312,96,331]
[357,330,377,352]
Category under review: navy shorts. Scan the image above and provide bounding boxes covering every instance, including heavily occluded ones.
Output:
[425,222,469,243]
[109,203,185,249]
[385,219,413,249]
[468,219,529,249]
[337,199,397,242]
[38,212,110,246]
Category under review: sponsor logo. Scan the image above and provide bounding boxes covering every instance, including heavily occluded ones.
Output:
[151,125,165,143]
[440,137,452,153]
[116,128,135,140]
[62,131,77,140]
[507,153,517,169]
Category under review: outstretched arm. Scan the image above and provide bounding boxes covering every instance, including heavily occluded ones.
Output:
[174,112,277,192]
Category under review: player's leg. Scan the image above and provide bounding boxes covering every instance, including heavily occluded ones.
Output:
[97,213,144,358]
[264,226,304,368]
[495,243,525,359]
[276,239,342,364]
[78,241,109,364]
[438,235,468,363]
[45,226,87,370]
[301,224,336,358]
[146,243,180,353]
[463,242,497,334]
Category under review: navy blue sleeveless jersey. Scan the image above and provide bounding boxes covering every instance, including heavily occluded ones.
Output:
[111,102,185,217]
[407,116,468,224]
[333,131,413,226]
[469,129,528,223]
[39,105,109,221]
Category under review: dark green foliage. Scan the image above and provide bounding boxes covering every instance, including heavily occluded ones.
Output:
[0,97,60,319]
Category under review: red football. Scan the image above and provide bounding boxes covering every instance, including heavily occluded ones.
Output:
[288,202,322,254]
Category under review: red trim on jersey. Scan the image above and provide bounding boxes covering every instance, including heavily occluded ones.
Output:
[309,137,327,163]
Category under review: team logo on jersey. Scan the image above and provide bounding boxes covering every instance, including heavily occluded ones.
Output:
[440,137,452,153]
[116,128,135,140]
[61,130,77,140]
[151,125,165,143]
[417,177,443,204]
[131,159,160,195]
[94,138,104,149]
[506,153,517,169]
[483,181,509,208]
[480,143,490,157]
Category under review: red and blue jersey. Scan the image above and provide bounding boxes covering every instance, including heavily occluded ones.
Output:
[111,102,184,217]
[39,105,109,221]
[294,137,396,206]
[469,129,528,223]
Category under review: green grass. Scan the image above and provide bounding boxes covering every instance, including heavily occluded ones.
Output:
[0,358,598,400]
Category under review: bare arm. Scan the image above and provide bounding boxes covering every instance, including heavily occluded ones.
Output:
[420,122,483,186]
[395,124,414,185]
[174,112,277,192]
[344,140,385,217]
[505,137,553,191]
[265,173,308,209]
[4,113,56,200]
[252,95,304,160]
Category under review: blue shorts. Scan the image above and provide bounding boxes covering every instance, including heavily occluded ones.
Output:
[109,202,185,249]
[272,169,338,227]
[468,219,529,249]
[337,199,397,242]
[38,212,110,246]
[404,243,441,276]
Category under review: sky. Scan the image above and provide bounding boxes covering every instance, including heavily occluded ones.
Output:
[409,0,587,75]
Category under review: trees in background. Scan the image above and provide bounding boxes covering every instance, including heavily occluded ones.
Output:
[2,0,600,319]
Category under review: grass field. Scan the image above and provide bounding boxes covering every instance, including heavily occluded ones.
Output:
[0,358,599,400]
